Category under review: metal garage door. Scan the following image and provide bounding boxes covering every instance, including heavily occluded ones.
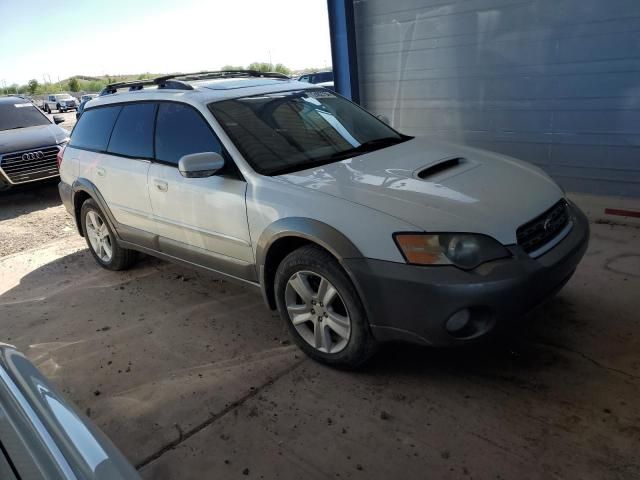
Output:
[353,0,640,197]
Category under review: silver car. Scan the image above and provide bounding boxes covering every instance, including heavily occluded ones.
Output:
[0,343,139,479]
[58,71,589,367]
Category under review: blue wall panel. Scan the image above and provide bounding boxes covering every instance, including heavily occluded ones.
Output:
[352,0,640,197]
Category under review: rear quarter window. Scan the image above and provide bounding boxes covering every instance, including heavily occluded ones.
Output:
[107,103,156,158]
[70,106,121,151]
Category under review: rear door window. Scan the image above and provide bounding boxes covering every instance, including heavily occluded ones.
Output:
[70,106,121,151]
[107,103,156,158]
[155,103,222,165]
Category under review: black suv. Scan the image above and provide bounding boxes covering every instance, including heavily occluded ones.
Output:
[297,71,334,84]
[0,96,68,190]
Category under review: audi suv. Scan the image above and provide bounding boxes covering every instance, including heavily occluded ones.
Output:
[0,96,68,190]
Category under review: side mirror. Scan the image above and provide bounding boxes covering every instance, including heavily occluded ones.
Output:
[52,115,65,125]
[178,152,225,178]
[376,114,391,125]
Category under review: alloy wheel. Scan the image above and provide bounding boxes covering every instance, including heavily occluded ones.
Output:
[284,270,351,354]
[85,210,113,262]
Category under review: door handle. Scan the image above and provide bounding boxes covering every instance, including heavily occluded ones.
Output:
[154,180,168,192]
[96,167,106,177]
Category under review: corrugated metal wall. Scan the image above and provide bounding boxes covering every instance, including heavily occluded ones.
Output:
[353,0,640,197]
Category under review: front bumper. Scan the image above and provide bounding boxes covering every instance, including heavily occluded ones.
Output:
[345,202,590,346]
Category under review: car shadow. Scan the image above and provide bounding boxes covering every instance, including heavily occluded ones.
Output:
[0,180,63,221]
[0,242,578,395]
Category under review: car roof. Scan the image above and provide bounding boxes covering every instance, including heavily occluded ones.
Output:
[0,96,29,104]
[87,77,324,109]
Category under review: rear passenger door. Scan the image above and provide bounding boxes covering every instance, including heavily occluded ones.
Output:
[70,103,156,237]
[147,102,254,279]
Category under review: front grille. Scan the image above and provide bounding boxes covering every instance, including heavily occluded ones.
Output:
[0,146,60,184]
[516,199,570,254]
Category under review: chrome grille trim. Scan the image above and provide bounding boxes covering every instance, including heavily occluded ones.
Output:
[516,199,571,256]
[0,145,60,184]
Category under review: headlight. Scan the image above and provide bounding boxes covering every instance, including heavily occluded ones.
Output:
[393,233,510,269]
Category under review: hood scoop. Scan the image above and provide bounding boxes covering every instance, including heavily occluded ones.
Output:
[416,157,465,180]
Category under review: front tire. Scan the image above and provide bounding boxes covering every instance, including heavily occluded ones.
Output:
[274,245,376,368]
[80,199,137,271]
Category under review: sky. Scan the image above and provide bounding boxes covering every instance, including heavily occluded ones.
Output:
[0,0,332,86]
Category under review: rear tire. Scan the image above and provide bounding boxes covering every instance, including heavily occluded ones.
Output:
[274,245,376,368]
[80,198,137,271]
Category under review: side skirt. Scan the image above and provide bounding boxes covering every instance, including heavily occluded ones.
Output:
[118,240,261,290]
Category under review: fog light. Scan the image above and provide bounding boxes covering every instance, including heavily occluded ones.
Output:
[445,309,471,334]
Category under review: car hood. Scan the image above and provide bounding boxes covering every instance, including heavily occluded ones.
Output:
[0,124,68,155]
[279,137,564,244]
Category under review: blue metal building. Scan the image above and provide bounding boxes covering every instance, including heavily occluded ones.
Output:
[328,0,640,199]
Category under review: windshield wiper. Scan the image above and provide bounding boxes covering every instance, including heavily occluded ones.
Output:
[267,137,408,176]
[325,136,405,161]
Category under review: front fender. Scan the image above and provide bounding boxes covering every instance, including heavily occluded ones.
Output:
[255,217,364,309]
[255,217,363,267]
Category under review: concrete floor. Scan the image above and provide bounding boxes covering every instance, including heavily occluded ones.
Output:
[0,219,639,479]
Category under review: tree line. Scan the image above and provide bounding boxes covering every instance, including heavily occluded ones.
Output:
[3,62,328,96]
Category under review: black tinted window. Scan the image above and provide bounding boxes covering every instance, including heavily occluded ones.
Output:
[155,103,221,165]
[108,103,156,158]
[318,72,333,83]
[0,102,50,131]
[70,106,121,151]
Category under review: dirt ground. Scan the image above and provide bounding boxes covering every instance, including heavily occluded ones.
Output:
[0,182,75,256]
[0,110,78,257]
[1,183,639,479]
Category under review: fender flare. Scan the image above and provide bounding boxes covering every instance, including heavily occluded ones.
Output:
[255,217,364,309]
[71,178,121,239]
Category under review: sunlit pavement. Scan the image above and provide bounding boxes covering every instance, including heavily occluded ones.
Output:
[1,221,638,479]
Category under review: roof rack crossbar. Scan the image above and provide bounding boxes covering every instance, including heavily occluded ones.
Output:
[100,70,290,95]
[100,78,194,96]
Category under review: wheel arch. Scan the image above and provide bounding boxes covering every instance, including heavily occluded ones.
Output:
[71,179,119,239]
[256,218,363,310]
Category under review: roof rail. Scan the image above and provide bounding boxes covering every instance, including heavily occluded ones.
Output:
[99,70,290,96]
[99,78,194,96]
[169,70,291,81]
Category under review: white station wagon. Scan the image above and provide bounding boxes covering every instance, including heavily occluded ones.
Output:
[58,71,589,367]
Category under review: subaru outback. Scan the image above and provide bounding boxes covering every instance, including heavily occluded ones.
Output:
[58,71,589,367]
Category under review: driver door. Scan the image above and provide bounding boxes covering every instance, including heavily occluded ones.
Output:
[147,102,254,280]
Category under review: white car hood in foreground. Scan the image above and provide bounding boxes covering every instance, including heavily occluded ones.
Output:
[279,138,564,245]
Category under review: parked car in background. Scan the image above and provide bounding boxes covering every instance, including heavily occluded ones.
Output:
[58,71,589,367]
[81,93,99,103]
[43,93,78,113]
[0,343,140,479]
[76,97,93,120]
[0,96,68,190]
[297,71,333,84]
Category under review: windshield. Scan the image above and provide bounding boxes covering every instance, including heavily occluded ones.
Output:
[0,102,50,131]
[57,94,73,100]
[209,89,408,175]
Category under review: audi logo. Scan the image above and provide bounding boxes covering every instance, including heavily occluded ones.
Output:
[22,151,44,161]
